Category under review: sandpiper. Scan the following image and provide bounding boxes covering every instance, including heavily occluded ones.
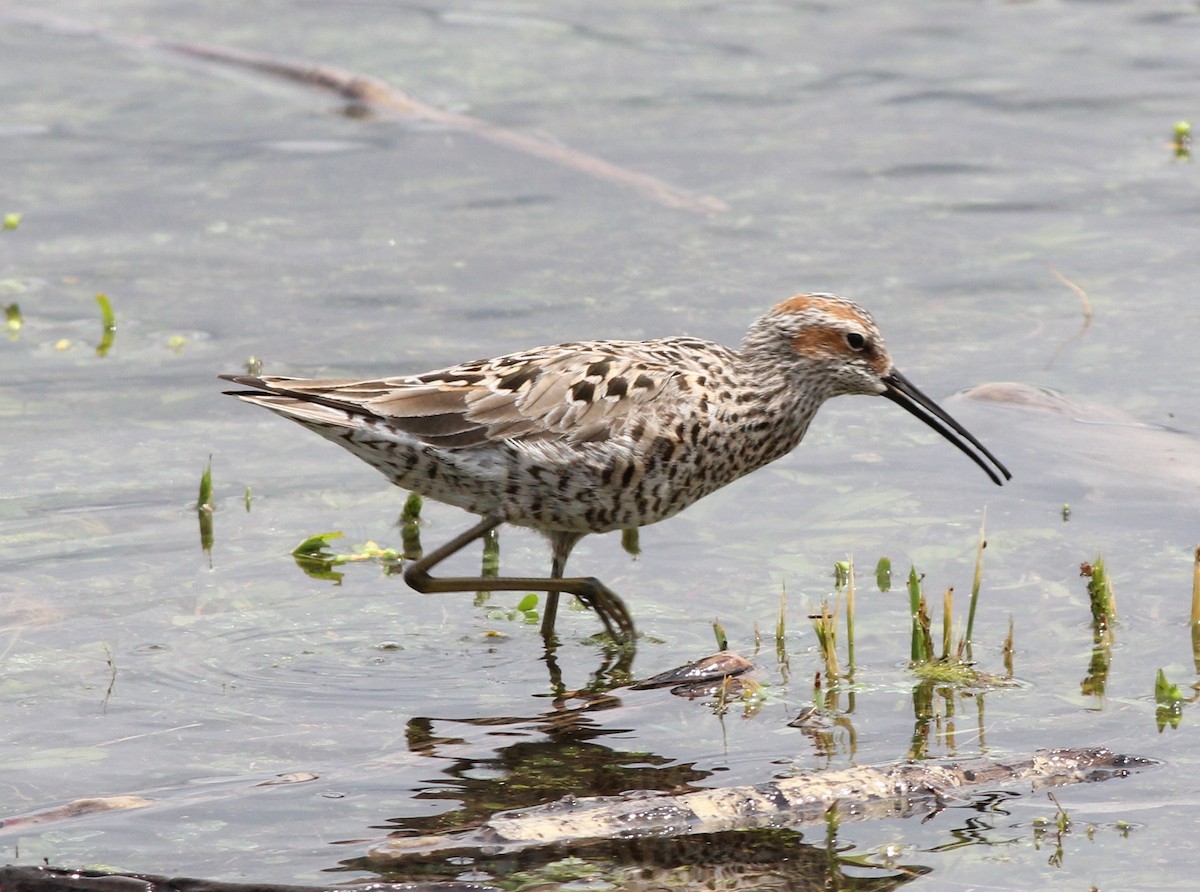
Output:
[222,292,1009,642]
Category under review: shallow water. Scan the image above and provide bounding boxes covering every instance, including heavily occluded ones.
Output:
[2,1,1199,889]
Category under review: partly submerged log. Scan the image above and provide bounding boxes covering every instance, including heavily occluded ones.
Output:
[370,746,1154,863]
[0,865,490,892]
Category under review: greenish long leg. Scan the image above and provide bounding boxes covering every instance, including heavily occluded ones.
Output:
[403,516,636,643]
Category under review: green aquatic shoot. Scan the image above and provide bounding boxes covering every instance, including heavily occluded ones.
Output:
[907,566,926,664]
[1003,616,1015,677]
[1191,546,1200,673]
[775,586,789,677]
[942,586,954,660]
[95,293,117,357]
[1191,545,1200,626]
[965,512,987,653]
[197,458,214,554]
[775,586,786,647]
[905,564,991,681]
[3,212,20,230]
[811,599,839,679]
[243,485,252,511]
[1048,791,1070,833]
[1080,558,1115,701]
[845,558,856,676]
[1154,668,1185,732]
[875,556,891,592]
[400,493,423,560]
[5,302,21,339]
[476,527,500,601]
[620,527,640,557]
[713,619,728,652]
[1173,120,1192,161]
[197,459,214,513]
[1083,556,1117,629]
[401,492,423,524]
[834,560,850,589]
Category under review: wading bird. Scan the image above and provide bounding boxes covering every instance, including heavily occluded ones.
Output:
[222,293,1009,643]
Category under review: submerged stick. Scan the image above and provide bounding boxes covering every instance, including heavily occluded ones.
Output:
[1044,267,1093,371]
[1,7,727,215]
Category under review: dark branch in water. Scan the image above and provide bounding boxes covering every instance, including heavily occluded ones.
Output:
[0,6,728,216]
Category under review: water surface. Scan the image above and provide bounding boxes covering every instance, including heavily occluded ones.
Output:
[2,1,1199,889]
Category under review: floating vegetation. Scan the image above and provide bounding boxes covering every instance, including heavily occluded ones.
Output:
[243,485,252,512]
[95,292,116,357]
[167,334,187,352]
[291,531,402,584]
[487,592,539,626]
[3,212,20,230]
[292,531,346,583]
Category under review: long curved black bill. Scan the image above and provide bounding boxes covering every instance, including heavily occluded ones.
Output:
[881,369,1012,486]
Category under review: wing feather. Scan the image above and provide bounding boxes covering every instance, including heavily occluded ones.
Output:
[221,340,692,450]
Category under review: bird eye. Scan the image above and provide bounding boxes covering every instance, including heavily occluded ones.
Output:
[845,332,867,351]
